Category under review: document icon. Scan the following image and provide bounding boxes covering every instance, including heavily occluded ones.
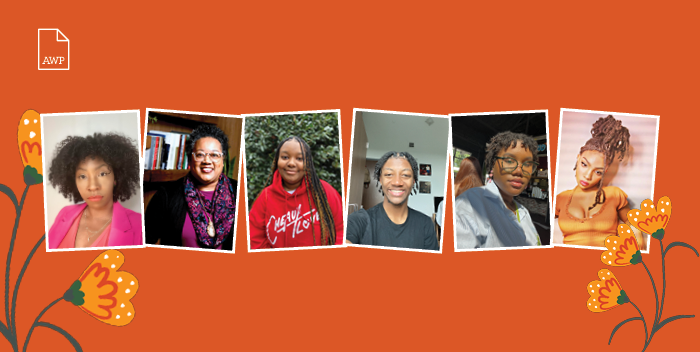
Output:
[38,29,69,70]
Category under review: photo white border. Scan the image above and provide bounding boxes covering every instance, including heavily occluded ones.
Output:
[552,108,660,253]
[449,109,554,252]
[241,109,346,253]
[345,108,450,254]
[143,108,243,254]
[42,109,145,252]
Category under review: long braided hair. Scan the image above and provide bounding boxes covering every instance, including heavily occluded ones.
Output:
[575,115,630,211]
[373,151,420,195]
[265,136,336,245]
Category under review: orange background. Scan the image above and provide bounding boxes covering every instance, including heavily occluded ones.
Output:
[1,1,698,351]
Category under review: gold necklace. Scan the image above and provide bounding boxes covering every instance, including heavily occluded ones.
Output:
[84,216,112,242]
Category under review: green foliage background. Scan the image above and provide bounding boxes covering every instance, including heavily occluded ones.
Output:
[245,113,342,209]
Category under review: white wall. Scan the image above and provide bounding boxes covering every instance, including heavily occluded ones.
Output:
[362,112,450,217]
[555,110,658,210]
[42,111,143,232]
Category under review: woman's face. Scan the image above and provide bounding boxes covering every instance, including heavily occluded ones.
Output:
[576,150,606,190]
[75,157,115,208]
[190,137,224,187]
[277,140,306,191]
[491,142,533,199]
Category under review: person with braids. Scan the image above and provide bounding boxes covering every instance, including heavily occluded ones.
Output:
[248,136,344,249]
[554,115,643,247]
[346,151,439,250]
[48,133,142,249]
[145,124,237,250]
[454,132,541,249]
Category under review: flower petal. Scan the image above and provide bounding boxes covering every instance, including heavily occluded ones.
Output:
[600,224,640,267]
[627,196,672,235]
[586,269,624,313]
[78,250,139,326]
[17,110,43,175]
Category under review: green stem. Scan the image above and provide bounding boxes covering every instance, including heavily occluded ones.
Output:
[641,262,659,329]
[629,300,649,352]
[658,239,667,325]
[22,297,62,352]
[11,235,45,338]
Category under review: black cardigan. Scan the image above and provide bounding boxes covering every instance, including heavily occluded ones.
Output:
[145,176,237,250]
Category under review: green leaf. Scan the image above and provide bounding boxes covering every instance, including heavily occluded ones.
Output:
[23,165,43,185]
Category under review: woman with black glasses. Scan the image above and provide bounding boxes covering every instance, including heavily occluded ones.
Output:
[454,132,542,249]
[145,124,237,250]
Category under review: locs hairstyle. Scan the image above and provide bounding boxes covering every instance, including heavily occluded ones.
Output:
[483,131,539,179]
[48,133,140,203]
[185,124,230,156]
[266,136,337,246]
[374,151,420,195]
[575,115,631,211]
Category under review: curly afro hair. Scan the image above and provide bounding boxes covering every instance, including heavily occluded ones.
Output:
[185,124,229,157]
[48,133,140,203]
[374,151,420,195]
[483,131,539,176]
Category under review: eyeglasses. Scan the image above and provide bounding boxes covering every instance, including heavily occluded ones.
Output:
[192,152,224,162]
[494,157,539,176]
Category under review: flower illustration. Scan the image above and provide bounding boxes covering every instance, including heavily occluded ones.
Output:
[16,109,43,185]
[64,249,139,326]
[586,269,628,313]
[601,224,642,267]
[627,196,672,240]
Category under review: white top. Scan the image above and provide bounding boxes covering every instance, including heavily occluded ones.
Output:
[436,200,445,227]
[454,182,541,249]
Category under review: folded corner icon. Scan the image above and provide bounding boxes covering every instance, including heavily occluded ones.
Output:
[38,28,70,70]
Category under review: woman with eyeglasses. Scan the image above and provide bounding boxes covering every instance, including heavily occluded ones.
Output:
[554,115,643,248]
[145,124,237,250]
[454,132,542,249]
[48,133,143,249]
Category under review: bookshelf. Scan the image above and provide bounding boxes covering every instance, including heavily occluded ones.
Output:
[143,111,243,208]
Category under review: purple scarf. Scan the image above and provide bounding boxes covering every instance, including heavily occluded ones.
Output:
[184,173,235,248]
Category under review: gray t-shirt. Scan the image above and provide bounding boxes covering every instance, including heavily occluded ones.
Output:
[346,203,439,251]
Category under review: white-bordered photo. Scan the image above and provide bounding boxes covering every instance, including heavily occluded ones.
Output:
[143,108,243,254]
[345,108,449,253]
[451,110,553,252]
[242,109,345,253]
[553,108,659,253]
[42,110,145,252]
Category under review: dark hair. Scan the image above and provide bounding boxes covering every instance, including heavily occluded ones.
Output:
[186,124,229,157]
[266,136,337,246]
[48,133,140,203]
[374,151,420,195]
[483,131,539,178]
[576,115,631,211]
[454,156,483,197]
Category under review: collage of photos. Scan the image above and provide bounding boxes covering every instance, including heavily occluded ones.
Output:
[38,107,659,255]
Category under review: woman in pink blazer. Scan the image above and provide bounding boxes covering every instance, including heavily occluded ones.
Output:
[48,133,143,249]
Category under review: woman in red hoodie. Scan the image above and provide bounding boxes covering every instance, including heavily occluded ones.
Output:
[249,136,344,249]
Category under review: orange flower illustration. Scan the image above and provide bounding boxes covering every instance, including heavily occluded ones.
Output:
[16,109,43,185]
[627,196,672,239]
[601,224,642,267]
[586,269,628,313]
[64,250,139,326]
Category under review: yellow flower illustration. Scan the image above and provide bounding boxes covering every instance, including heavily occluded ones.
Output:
[16,109,43,185]
[64,250,139,326]
[601,224,642,267]
[627,196,672,239]
[586,269,628,313]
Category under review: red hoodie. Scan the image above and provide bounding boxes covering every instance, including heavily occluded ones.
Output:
[249,170,344,249]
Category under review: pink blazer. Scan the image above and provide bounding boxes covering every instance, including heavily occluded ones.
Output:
[48,202,143,249]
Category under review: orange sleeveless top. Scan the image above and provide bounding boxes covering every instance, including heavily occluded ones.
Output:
[555,186,628,247]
